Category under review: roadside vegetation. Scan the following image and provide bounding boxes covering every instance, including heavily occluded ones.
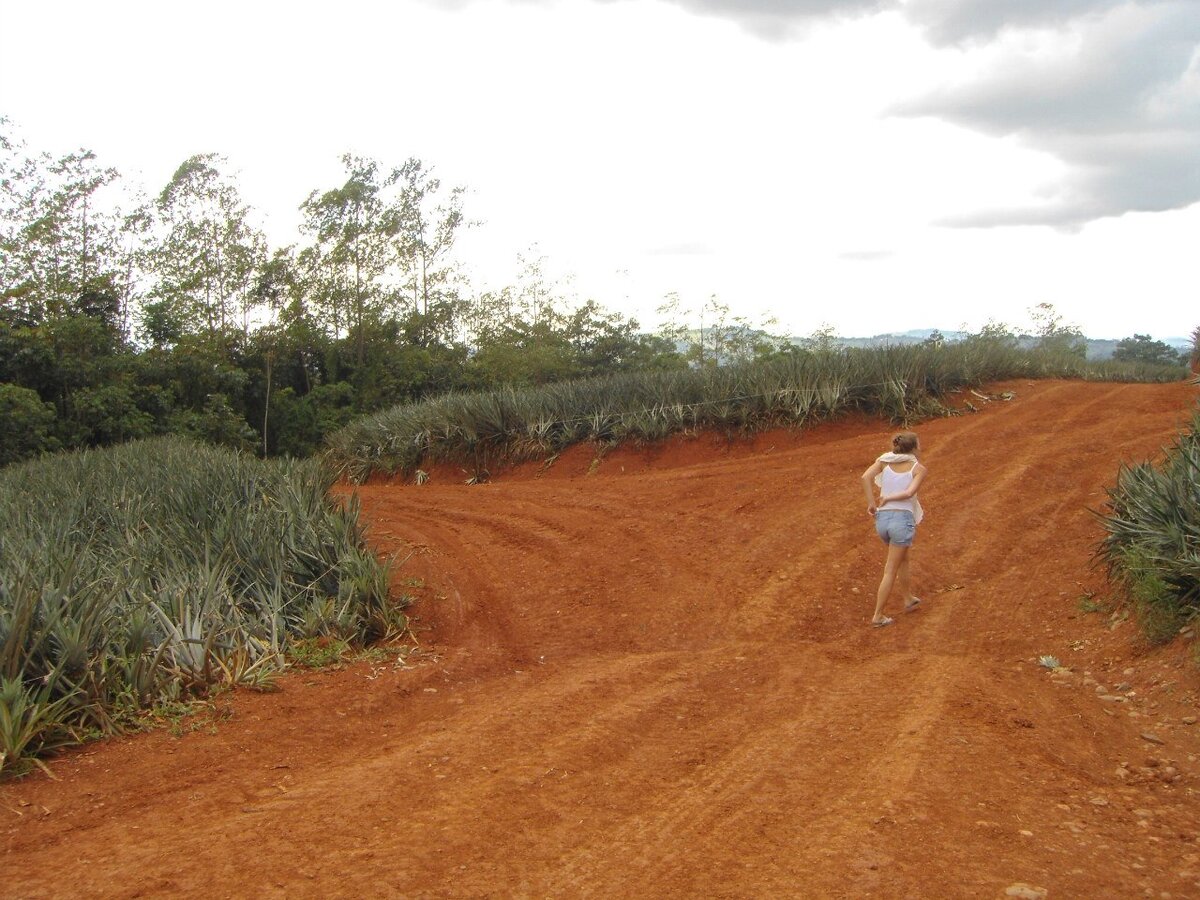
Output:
[1098,337,1200,644]
[0,437,400,776]
[328,335,1185,483]
[1099,408,1200,643]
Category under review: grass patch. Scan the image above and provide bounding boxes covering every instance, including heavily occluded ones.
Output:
[1077,591,1104,614]
[288,636,352,669]
[143,696,235,739]
[1123,552,1189,644]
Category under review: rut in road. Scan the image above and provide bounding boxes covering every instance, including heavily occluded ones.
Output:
[3,378,1199,899]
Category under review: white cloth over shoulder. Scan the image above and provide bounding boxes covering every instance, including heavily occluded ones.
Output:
[874,452,925,524]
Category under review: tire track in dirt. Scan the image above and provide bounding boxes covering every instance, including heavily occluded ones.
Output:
[910,382,1174,667]
[532,647,963,898]
[706,383,1106,645]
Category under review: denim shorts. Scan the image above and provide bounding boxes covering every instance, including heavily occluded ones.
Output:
[875,510,915,547]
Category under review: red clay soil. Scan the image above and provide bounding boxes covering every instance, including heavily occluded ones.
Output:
[5,379,1200,899]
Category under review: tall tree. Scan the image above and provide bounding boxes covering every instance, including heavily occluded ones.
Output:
[383,158,466,345]
[655,293,784,367]
[147,154,266,344]
[299,155,390,364]
[0,120,42,326]
[0,125,130,334]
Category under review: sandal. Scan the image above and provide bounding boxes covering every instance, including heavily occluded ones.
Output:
[871,616,894,628]
[905,598,922,612]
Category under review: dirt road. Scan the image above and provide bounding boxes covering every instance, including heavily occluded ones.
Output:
[4,379,1200,898]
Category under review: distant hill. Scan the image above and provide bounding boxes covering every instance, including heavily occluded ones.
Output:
[674,327,1189,363]
[828,329,1190,361]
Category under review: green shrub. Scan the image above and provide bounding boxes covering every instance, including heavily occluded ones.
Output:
[69,383,155,446]
[0,383,58,465]
[1098,408,1200,642]
[168,393,258,451]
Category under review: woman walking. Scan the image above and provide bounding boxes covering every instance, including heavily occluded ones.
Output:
[861,431,927,627]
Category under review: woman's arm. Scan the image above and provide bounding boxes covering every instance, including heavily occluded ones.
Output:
[861,461,884,515]
[878,465,927,504]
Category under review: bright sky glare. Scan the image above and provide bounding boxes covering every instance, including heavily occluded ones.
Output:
[1,0,1196,340]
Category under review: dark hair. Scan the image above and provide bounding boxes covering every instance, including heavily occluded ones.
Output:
[892,431,919,454]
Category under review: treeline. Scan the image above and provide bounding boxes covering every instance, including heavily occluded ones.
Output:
[2,121,1193,470]
[1,121,719,467]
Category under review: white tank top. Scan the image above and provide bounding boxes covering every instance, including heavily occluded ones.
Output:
[878,464,917,514]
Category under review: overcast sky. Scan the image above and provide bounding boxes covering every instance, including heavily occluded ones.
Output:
[1,0,1196,339]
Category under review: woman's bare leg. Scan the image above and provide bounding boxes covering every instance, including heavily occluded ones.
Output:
[898,553,917,607]
[874,544,908,622]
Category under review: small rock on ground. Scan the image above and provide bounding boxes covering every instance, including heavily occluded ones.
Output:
[1005,884,1048,899]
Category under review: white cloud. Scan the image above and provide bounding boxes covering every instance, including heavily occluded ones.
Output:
[838,249,893,261]
[656,0,889,39]
[900,3,1200,225]
[1,0,1195,339]
[902,0,1137,44]
[653,0,1200,226]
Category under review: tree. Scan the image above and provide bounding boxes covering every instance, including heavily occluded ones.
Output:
[799,323,841,355]
[1112,334,1183,367]
[299,155,391,364]
[383,158,467,346]
[0,126,132,336]
[971,319,1018,347]
[658,293,789,367]
[148,154,267,344]
[1028,302,1086,359]
[466,248,573,344]
[468,319,577,386]
[564,300,679,376]
[465,251,576,384]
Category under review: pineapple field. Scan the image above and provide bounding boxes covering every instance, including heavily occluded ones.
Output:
[0,437,401,774]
